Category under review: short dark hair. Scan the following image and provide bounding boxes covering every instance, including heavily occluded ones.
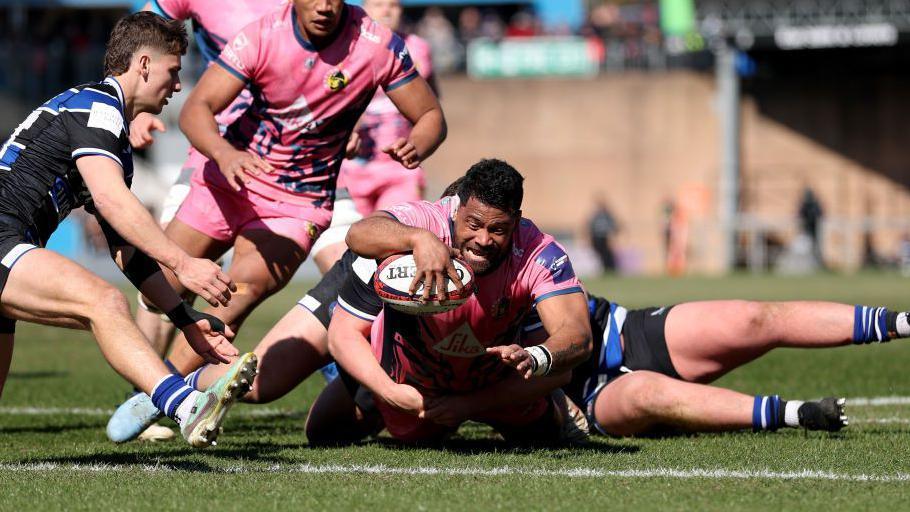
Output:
[104,12,188,76]
[440,177,465,199]
[457,158,524,214]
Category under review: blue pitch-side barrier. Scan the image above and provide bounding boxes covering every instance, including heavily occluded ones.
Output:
[45,218,84,259]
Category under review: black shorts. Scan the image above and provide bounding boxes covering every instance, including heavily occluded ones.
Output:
[583,305,679,434]
[620,306,680,379]
[0,217,40,334]
[296,250,356,328]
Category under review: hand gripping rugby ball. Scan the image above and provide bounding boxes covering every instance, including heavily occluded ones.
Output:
[374,253,475,315]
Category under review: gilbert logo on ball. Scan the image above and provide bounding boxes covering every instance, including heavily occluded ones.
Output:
[374,253,475,315]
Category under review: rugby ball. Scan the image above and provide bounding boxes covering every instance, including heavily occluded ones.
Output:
[374,253,475,315]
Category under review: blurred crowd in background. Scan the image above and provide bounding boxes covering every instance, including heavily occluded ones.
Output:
[0,1,692,105]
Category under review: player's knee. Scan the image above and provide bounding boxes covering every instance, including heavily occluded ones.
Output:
[739,301,780,339]
[87,283,130,320]
[624,372,674,417]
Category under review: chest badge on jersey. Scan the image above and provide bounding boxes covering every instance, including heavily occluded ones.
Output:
[325,69,349,92]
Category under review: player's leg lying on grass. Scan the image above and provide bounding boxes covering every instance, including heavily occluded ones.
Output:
[590,371,845,436]
[582,299,906,436]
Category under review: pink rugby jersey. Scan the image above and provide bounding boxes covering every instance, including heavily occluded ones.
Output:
[351,33,433,163]
[336,196,584,394]
[214,3,418,207]
[149,0,284,128]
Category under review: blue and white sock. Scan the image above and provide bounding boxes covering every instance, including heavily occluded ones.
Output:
[184,366,207,390]
[150,374,199,425]
[853,305,898,344]
[752,395,784,432]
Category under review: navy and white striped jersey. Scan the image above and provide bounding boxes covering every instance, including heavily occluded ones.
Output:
[0,77,133,246]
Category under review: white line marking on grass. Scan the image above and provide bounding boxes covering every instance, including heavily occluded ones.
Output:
[854,417,910,424]
[3,395,910,418]
[0,463,908,482]
[0,407,293,418]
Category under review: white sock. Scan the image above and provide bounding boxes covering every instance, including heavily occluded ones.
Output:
[897,312,910,337]
[173,390,202,426]
[784,400,804,427]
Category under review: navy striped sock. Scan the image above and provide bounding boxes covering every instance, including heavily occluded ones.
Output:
[752,395,783,432]
[853,305,894,344]
[164,358,180,375]
[150,374,194,420]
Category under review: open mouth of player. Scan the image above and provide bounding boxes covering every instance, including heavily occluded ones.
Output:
[462,246,493,267]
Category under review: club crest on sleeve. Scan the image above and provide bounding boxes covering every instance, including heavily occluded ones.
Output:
[534,242,575,284]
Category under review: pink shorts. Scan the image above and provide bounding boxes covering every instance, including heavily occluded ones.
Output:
[175,156,331,252]
[338,159,425,216]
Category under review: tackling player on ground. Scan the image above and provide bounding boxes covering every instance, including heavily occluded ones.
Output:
[0,12,256,448]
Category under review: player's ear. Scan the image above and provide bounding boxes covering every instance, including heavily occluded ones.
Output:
[137,54,151,81]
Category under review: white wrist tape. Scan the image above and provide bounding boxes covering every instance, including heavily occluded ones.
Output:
[526,345,553,377]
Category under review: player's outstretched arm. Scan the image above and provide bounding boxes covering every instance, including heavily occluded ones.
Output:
[384,76,446,169]
[423,371,570,427]
[328,308,424,416]
[179,65,272,190]
[77,155,234,307]
[487,292,592,378]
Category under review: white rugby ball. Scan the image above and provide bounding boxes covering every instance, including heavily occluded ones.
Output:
[374,253,475,315]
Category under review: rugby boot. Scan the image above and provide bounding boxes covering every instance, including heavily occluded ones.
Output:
[106,391,163,443]
[552,389,590,445]
[180,352,258,448]
[798,397,848,432]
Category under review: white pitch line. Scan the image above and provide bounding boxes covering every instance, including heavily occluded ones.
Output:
[3,396,910,418]
[0,406,293,418]
[0,463,908,482]
[854,417,910,424]
[848,397,910,406]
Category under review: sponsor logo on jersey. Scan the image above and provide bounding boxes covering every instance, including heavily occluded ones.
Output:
[221,45,245,72]
[325,69,349,92]
[433,324,485,357]
[232,33,250,51]
[359,25,381,43]
[87,102,123,137]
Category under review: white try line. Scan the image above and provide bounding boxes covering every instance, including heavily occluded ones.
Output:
[0,462,908,482]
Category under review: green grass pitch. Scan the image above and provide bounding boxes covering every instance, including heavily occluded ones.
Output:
[2,273,910,510]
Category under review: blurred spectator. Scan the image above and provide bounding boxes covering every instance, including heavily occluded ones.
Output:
[589,197,619,273]
[505,10,538,38]
[416,7,462,73]
[798,187,825,267]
